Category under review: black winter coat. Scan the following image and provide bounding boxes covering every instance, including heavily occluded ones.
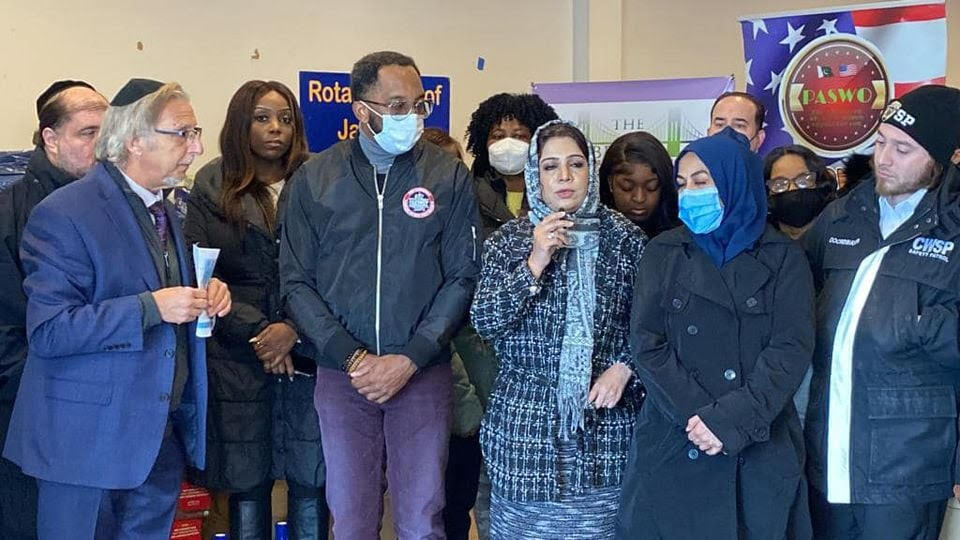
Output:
[183,158,323,491]
[616,225,814,539]
[802,172,960,505]
[474,170,524,242]
[0,148,74,409]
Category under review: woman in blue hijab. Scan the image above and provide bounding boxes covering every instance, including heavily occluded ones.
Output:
[615,128,815,539]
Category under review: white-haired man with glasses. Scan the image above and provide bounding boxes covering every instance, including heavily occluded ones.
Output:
[3,78,231,539]
[280,51,479,538]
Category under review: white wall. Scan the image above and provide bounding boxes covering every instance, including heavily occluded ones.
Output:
[3,0,956,160]
[1,0,574,157]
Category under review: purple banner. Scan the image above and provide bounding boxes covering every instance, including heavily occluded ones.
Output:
[533,76,735,103]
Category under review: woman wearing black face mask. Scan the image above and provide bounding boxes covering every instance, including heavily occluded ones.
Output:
[764,145,837,239]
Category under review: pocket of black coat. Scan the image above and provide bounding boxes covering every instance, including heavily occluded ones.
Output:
[867,385,957,486]
[631,403,687,472]
[875,279,922,354]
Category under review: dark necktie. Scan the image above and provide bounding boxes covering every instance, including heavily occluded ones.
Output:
[148,201,168,250]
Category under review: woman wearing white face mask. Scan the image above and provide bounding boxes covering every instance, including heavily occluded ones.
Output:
[466,93,559,241]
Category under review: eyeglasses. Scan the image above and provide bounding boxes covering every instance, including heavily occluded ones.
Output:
[363,98,434,119]
[766,171,817,194]
[154,126,203,142]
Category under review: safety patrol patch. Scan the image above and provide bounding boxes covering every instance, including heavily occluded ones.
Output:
[908,237,954,263]
[402,187,436,218]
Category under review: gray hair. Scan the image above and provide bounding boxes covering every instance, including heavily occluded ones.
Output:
[95,82,189,165]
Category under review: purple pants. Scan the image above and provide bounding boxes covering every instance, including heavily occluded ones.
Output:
[314,363,453,540]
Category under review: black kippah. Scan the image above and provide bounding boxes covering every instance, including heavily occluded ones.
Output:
[36,80,96,117]
[110,78,164,107]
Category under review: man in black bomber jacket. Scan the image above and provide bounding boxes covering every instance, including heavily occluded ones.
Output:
[279,51,479,539]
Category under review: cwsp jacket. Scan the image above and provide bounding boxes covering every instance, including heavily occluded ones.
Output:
[280,138,479,371]
[802,170,960,505]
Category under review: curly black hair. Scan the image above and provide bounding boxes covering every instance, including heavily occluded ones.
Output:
[465,93,558,177]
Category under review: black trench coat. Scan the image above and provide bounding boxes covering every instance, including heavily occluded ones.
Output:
[615,225,814,539]
[183,159,324,491]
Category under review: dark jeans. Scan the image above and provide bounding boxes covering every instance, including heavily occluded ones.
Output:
[810,488,947,540]
[443,433,482,540]
[314,363,452,539]
[0,400,37,540]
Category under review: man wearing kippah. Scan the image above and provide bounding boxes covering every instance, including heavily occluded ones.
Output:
[803,85,960,538]
[0,79,107,540]
[3,78,231,539]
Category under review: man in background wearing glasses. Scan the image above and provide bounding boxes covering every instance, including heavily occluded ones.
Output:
[281,51,479,539]
[3,79,231,539]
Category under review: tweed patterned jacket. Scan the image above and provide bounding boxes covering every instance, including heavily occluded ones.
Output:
[472,205,646,502]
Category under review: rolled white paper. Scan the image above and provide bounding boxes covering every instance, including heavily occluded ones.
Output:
[193,244,221,338]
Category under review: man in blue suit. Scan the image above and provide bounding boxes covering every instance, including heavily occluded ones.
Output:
[2,79,231,539]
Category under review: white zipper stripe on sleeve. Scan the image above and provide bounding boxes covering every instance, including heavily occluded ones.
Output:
[471,225,477,261]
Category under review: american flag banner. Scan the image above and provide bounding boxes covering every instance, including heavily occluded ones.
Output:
[739,0,947,158]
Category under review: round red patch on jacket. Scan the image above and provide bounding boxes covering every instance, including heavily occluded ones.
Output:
[402,187,436,218]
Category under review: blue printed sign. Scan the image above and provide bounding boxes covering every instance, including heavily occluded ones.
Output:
[299,71,451,153]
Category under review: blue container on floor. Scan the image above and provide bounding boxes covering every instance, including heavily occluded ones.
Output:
[275,521,289,540]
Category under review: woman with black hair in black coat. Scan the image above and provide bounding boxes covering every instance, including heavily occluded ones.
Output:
[184,80,327,539]
[598,131,680,238]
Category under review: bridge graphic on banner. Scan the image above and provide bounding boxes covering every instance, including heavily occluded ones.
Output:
[570,107,709,160]
[533,76,733,162]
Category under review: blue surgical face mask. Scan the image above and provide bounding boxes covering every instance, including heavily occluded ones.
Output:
[362,102,424,155]
[678,186,724,234]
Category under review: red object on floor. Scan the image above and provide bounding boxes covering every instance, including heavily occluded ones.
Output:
[170,482,210,539]
[177,481,212,513]
[170,518,203,540]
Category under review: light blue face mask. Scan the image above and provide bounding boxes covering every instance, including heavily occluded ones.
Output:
[362,102,424,155]
[678,186,725,234]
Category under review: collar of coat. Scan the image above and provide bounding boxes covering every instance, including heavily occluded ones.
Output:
[473,170,521,223]
[654,224,792,312]
[191,157,277,236]
[820,166,960,245]
[25,145,77,195]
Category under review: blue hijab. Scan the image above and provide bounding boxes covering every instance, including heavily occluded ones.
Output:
[676,127,767,267]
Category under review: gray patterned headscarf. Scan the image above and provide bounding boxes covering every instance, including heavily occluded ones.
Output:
[524,120,600,440]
